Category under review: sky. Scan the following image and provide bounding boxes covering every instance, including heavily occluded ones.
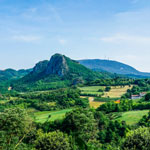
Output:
[0,0,150,72]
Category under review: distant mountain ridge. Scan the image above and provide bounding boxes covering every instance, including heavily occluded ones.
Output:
[78,59,150,78]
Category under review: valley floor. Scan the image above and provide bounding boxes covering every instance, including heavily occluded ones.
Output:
[33,108,72,123]
[114,110,149,125]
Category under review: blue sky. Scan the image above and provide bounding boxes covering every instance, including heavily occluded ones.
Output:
[0,0,150,72]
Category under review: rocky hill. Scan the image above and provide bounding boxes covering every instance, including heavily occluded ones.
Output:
[45,54,69,76]
[12,54,112,92]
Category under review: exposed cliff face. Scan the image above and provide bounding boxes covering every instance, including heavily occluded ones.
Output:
[46,54,69,76]
[33,60,49,74]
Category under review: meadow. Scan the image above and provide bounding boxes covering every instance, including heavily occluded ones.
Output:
[79,86,104,95]
[79,85,132,98]
[79,85,132,108]
[89,101,105,108]
[34,108,72,123]
[115,110,149,125]
[103,85,132,98]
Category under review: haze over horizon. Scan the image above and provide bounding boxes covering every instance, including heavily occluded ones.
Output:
[0,0,150,72]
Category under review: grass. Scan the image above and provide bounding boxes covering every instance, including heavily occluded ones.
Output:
[79,85,132,109]
[79,86,104,95]
[0,99,9,104]
[79,85,132,98]
[115,110,149,125]
[80,96,105,109]
[34,108,72,123]
[90,101,105,108]
[79,86,104,91]
[103,85,132,98]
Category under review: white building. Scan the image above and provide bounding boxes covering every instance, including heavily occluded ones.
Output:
[131,92,147,100]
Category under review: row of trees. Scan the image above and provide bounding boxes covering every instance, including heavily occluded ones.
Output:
[97,99,150,113]
[86,78,134,86]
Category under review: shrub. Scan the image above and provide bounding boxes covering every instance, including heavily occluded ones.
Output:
[122,127,150,150]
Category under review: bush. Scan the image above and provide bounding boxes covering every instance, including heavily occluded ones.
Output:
[35,130,71,150]
[94,97,118,102]
[122,127,150,150]
[145,93,150,101]
[105,86,111,92]
[98,89,104,92]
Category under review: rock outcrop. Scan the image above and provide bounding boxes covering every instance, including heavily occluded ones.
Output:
[45,54,69,76]
[33,60,49,74]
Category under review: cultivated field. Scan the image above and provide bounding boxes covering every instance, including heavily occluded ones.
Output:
[79,85,132,98]
[103,85,132,98]
[34,108,72,123]
[115,110,149,125]
[79,86,104,95]
[89,101,105,108]
[80,96,105,108]
[88,97,105,108]
[80,85,132,108]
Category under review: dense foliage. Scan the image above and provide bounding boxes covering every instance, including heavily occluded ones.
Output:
[0,88,89,111]
[0,108,33,149]
[35,130,71,150]
[86,78,134,86]
[122,127,150,150]
[1,74,150,149]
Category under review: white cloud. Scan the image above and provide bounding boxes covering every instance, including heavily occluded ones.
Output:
[58,39,67,45]
[12,35,41,42]
[29,8,37,13]
[100,34,150,44]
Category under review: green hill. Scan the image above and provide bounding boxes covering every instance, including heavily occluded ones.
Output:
[0,68,32,93]
[0,68,31,82]
[78,59,150,78]
[12,54,113,92]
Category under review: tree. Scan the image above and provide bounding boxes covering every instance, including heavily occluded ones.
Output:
[145,93,150,101]
[0,108,33,149]
[139,111,150,127]
[105,86,111,92]
[131,86,140,95]
[75,98,89,108]
[35,130,71,150]
[122,127,150,150]
[62,108,98,148]
[97,102,117,113]
[98,89,104,92]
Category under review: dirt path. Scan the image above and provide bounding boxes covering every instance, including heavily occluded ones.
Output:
[88,97,94,102]
[80,96,104,108]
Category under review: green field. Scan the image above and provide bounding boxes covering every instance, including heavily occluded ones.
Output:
[79,85,132,98]
[115,110,149,125]
[79,86,104,95]
[34,108,72,123]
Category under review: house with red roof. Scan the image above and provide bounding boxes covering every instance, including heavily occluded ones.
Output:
[131,92,147,100]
